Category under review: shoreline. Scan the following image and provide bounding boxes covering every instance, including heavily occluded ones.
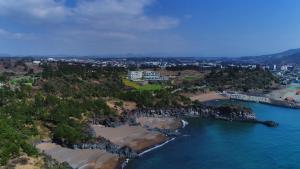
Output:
[120,138,177,169]
[37,101,279,169]
[121,119,188,169]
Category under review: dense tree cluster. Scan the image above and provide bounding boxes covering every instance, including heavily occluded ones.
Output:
[203,67,278,92]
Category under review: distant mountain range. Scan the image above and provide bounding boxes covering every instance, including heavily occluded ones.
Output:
[236,48,300,65]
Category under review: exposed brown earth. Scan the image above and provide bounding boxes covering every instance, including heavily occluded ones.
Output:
[184,91,228,102]
[92,125,167,152]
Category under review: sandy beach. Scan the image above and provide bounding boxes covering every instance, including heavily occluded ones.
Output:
[36,143,120,169]
[92,125,167,152]
[185,91,228,102]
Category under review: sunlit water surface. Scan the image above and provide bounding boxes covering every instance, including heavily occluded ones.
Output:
[126,101,300,169]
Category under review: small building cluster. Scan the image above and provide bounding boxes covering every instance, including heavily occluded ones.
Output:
[128,71,168,81]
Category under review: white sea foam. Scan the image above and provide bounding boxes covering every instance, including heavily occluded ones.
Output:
[121,158,130,169]
[181,119,189,128]
[138,138,176,156]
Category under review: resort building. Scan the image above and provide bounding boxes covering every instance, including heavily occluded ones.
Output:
[128,71,168,81]
[143,71,161,81]
[128,71,143,81]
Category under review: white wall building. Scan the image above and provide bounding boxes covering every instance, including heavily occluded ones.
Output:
[128,71,168,81]
[128,71,143,81]
[143,71,161,81]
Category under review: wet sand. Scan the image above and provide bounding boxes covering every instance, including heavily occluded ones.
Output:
[92,125,167,152]
[36,143,120,169]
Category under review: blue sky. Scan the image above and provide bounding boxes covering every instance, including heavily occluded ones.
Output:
[0,0,299,57]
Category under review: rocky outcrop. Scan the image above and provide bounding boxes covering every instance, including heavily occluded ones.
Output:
[90,115,138,127]
[131,105,255,122]
[90,104,278,128]
[128,104,277,128]
[42,154,72,169]
[74,137,138,158]
[258,120,279,127]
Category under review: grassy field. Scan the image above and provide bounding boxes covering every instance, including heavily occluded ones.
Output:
[123,79,162,91]
[9,76,35,85]
[183,76,201,81]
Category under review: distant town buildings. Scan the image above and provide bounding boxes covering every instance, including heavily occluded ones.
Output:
[273,64,277,71]
[33,56,300,85]
[33,61,41,65]
[281,65,288,71]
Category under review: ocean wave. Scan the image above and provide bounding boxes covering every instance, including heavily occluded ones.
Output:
[138,138,176,156]
[181,119,189,128]
[121,158,130,169]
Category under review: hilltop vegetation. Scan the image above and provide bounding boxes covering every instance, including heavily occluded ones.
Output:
[203,67,279,92]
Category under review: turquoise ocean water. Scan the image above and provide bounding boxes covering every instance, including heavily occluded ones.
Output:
[126,101,300,169]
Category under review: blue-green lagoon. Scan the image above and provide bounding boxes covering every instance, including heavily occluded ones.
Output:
[126,102,300,169]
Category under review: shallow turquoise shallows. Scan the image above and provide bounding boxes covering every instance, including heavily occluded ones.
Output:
[126,102,300,169]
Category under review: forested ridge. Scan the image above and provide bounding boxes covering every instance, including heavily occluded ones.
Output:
[0,62,187,166]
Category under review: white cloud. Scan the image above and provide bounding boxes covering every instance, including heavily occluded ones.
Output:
[0,0,178,30]
[0,0,181,54]
[0,0,68,22]
[0,28,24,39]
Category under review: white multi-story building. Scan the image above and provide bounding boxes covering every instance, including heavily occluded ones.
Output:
[128,71,168,81]
[128,71,143,81]
[143,71,161,81]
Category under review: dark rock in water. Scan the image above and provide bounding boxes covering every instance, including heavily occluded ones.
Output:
[260,120,279,127]
[119,146,138,158]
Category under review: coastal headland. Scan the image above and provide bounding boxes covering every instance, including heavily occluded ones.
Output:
[35,103,278,169]
[0,59,285,168]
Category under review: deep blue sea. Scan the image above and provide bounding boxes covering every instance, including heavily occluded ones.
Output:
[126,101,300,169]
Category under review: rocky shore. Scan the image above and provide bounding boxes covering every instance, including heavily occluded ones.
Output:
[38,104,278,169]
[74,137,138,159]
[124,104,278,128]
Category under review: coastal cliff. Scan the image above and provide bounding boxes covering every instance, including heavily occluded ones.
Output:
[91,104,278,128]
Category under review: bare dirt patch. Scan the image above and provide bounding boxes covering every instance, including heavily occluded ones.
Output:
[183,91,228,102]
[92,125,167,152]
